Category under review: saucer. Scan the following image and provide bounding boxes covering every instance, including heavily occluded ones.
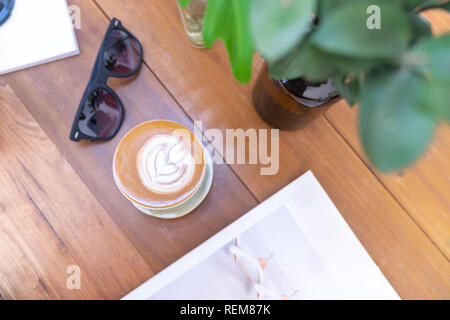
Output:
[132,149,214,219]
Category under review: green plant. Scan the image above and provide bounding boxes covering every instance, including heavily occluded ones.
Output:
[179,0,450,172]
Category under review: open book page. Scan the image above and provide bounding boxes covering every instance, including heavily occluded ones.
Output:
[124,171,400,300]
[0,0,79,75]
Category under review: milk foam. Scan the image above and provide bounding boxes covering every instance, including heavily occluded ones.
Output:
[137,134,195,195]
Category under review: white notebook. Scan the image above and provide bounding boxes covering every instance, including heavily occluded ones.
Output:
[124,171,400,300]
[0,0,79,75]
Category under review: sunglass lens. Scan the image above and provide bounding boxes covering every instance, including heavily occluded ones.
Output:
[104,28,141,75]
[77,88,122,139]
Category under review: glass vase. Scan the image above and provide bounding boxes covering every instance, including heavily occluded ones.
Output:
[177,0,207,48]
[253,63,341,130]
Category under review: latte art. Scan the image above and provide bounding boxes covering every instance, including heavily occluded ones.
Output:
[114,120,206,209]
[137,135,195,194]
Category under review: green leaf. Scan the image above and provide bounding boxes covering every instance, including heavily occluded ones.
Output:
[399,0,449,11]
[401,0,425,11]
[268,38,381,81]
[251,0,316,62]
[329,55,385,75]
[178,0,192,9]
[415,0,450,11]
[410,34,450,81]
[318,0,354,19]
[410,13,432,44]
[407,34,450,120]
[360,68,436,172]
[332,76,360,107]
[268,40,338,81]
[312,1,412,58]
[203,0,254,83]
[443,1,450,10]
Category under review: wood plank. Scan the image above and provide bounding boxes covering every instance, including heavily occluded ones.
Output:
[325,9,450,259]
[2,0,258,277]
[423,10,450,35]
[94,0,450,298]
[326,103,450,259]
[0,79,153,299]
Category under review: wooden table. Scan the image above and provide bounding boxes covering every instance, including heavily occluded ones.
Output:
[0,0,449,300]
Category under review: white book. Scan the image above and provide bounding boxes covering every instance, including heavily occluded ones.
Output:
[123,171,400,300]
[0,0,79,75]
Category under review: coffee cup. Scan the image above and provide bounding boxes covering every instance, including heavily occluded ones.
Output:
[113,120,206,211]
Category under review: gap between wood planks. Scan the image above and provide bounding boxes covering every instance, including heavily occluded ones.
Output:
[90,0,261,205]
[90,0,448,262]
[323,113,449,262]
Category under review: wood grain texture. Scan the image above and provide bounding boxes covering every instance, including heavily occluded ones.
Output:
[94,0,450,298]
[1,0,448,300]
[0,79,153,299]
[325,103,450,259]
[325,9,450,259]
[3,0,258,277]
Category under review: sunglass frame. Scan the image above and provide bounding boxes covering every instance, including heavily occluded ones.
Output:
[70,18,143,142]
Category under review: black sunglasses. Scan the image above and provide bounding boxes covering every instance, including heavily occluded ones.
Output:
[0,0,14,26]
[70,18,143,142]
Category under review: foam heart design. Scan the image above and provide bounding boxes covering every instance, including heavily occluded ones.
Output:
[137,134,195,195]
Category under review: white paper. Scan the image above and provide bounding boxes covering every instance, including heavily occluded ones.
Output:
[123,171,400,300]
[0,0,79,75]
